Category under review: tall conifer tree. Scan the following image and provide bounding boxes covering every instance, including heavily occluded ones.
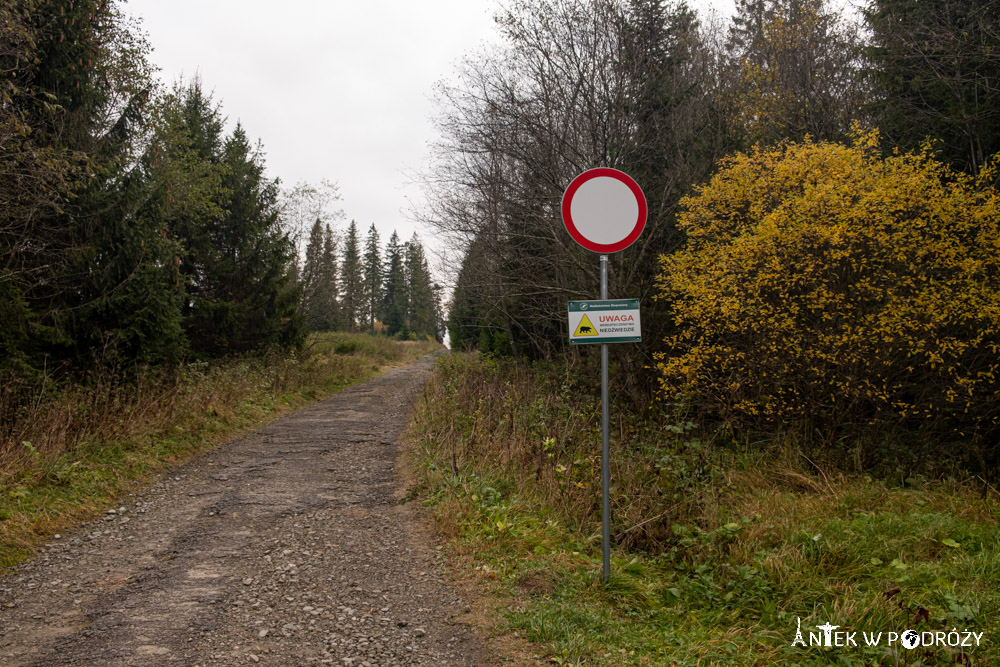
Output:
[2,0,182,369]
[864,0,1000,175]
[339,220,363,331]
[301,219,327,330]
[381,231,406,336]
[176,119,302,353]
[726,0,863,145]
[361,224,383,332]
[404,235,436,338]
[317,224,340,330]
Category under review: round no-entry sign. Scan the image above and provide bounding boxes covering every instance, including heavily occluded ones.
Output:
[562,168,647,253]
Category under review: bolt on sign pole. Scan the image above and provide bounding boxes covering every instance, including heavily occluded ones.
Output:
[562,168,646,583]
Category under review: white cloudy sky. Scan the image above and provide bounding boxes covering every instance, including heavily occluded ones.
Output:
[125,0,735,256]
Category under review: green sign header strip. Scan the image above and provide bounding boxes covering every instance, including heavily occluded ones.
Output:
[568,299,638,313]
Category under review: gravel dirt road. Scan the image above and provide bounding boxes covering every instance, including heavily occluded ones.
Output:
[0,355,491,666]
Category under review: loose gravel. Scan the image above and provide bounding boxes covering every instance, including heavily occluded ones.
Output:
[0,355,489,666]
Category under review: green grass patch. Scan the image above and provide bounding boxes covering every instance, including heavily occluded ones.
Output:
[0,333,440,570]
[407,353,1000,666]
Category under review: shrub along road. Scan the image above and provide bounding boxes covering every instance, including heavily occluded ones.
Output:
[0,355,487,666]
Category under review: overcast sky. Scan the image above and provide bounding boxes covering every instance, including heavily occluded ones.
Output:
[125,0,735,260]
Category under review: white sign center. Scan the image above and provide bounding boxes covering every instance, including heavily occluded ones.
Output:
[568,176,640,246]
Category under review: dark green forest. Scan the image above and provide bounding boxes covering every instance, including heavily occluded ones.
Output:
[0,0,442,390]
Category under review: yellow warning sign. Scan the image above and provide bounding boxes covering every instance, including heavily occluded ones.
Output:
[574,314,599,337]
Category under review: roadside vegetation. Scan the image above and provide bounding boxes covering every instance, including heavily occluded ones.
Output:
[415,0,1000,663]
[0,0,447,572]
[409,353,999,666]
[0,334,439,570]
[412,132,1000,664]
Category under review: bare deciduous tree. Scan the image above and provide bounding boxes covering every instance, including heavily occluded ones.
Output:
[421,0,732,368]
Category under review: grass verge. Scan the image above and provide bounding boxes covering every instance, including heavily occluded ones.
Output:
[0,333,440,570]
[407,353,1000,666]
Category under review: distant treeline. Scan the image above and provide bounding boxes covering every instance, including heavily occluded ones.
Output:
[0,0,441,386]
[295,219,444,342]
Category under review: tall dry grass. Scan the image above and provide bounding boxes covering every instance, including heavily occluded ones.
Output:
[1,353,296,483]
[414,352,719,551]
[2,335,438,483]
[0,334,440,567]
[410,353,1000,666]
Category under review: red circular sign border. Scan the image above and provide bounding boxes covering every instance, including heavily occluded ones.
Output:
[562,168,647,254]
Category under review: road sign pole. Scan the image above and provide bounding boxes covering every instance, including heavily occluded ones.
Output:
[600,254,610,583]
[562,168,646,585]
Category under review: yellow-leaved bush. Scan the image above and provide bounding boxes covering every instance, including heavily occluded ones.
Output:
[656,133,1000,454]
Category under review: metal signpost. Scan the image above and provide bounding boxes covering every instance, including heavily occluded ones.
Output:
[561,168,646,583]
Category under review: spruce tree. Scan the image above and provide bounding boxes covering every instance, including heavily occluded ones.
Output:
[381,231,406,336]
[431,283,445,344]
[301,219,326,330]
[2,0,183,370]
[361,224,383,332]
[404,235,436,339]
[155,80,225,310]
[726,0,863,145]
[180,121,303,353]
[317,224,340,330]
[864,0,1000,175]
[145,80,226,352]
[447,236,491,350]
[727,0,769,60]
[339,220,363,331]
[63,9,185,367]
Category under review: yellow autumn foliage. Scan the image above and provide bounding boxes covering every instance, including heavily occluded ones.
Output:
[656,133,1000,446]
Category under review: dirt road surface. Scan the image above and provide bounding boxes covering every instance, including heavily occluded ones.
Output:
[0,355,491,666]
